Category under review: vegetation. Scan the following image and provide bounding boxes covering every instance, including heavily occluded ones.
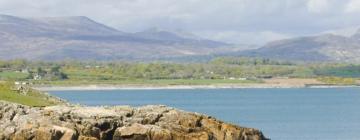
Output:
[0,82,61,106]
[210,57,295,66]
[0,58,359,86]
[313,64,360,78]
[317,77,357,85]
[0,72,29,80]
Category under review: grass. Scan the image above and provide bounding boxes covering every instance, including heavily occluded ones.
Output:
[0,82,61,106]
[0,72,29,80]
[317,77,357,85]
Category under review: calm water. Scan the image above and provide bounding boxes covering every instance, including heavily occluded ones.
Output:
[49,88,360,140]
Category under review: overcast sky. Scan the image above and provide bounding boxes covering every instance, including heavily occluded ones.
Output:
[1,0,360,45]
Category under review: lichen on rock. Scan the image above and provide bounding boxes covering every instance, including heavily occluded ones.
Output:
[0,101,268,140]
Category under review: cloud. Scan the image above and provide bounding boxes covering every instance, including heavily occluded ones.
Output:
[345,0,360,13]
[0,0,358,45]
[320,25,360,36]
[307,0,330,13]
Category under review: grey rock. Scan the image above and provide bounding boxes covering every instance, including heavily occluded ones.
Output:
[0,101,268,140]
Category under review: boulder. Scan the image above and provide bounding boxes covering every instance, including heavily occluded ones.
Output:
[0,101,268,140]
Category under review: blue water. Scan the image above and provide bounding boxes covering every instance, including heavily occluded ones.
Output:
[49,88,360,140]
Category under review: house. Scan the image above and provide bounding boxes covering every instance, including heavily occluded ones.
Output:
[238,78,247,81]
[21,68,29,73]
[14,81,21,85]
[228,77,236,80]
[22,82,29,85]
[14,81,29,86]
[33,74,42,80]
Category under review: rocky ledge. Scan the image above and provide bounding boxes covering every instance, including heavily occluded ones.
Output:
[0,101,268,140]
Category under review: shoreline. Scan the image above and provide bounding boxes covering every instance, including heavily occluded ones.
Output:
[33,84,360,91]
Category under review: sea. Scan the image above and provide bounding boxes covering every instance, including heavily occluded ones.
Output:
[49,88,360,140]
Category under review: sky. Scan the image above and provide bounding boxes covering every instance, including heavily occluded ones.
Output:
[0,0,360,45]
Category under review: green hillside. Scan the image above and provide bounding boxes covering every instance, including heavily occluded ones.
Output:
[0,82,62,106]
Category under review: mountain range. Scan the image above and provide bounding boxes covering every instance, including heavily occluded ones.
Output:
[1,14,360,63]
[240,29,360,63]
[0,14,239,61]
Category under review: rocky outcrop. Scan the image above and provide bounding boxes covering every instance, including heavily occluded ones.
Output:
[0,101,268,140]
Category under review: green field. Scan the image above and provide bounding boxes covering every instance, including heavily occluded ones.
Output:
[0,72,28,80]
[317,77,357,85]
[0,83,61,106]
[1,58,360,86]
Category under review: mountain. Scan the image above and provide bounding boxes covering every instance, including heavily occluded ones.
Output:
[134,27,201,41]
[352,29,360,40]
[239,31,360,63]
[0,14,238,61]
[132,28,229,47]
[0,15,122,37]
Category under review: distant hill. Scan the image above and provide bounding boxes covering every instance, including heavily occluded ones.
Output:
[133,28,229,47]
[352,29,360,39]
[239,30,360,63]
[0,14,239,61]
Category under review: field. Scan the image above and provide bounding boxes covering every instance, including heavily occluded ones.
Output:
[1,58,360,87]
[0,82,62,106]
[0,72,28,80]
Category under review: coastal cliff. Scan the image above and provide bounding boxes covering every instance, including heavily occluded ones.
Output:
[0,101,268,140]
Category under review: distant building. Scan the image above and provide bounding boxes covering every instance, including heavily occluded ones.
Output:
[228,77,236,80]
[238,78,247,81]
[14,81,29,86]
[228,77,247,80]
[22,82,29,85]
[33,74,42,80]
[21,68,29,73]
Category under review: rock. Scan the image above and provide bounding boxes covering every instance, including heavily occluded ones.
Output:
[0,101,269,140]
[78,136,98,140]
[113,123,173,140]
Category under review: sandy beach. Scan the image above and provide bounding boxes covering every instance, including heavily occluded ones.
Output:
[32,78,360,91]
[34,83,360,91]
[33,84,301,91]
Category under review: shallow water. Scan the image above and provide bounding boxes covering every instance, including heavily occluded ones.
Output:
[49,88,360,140]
